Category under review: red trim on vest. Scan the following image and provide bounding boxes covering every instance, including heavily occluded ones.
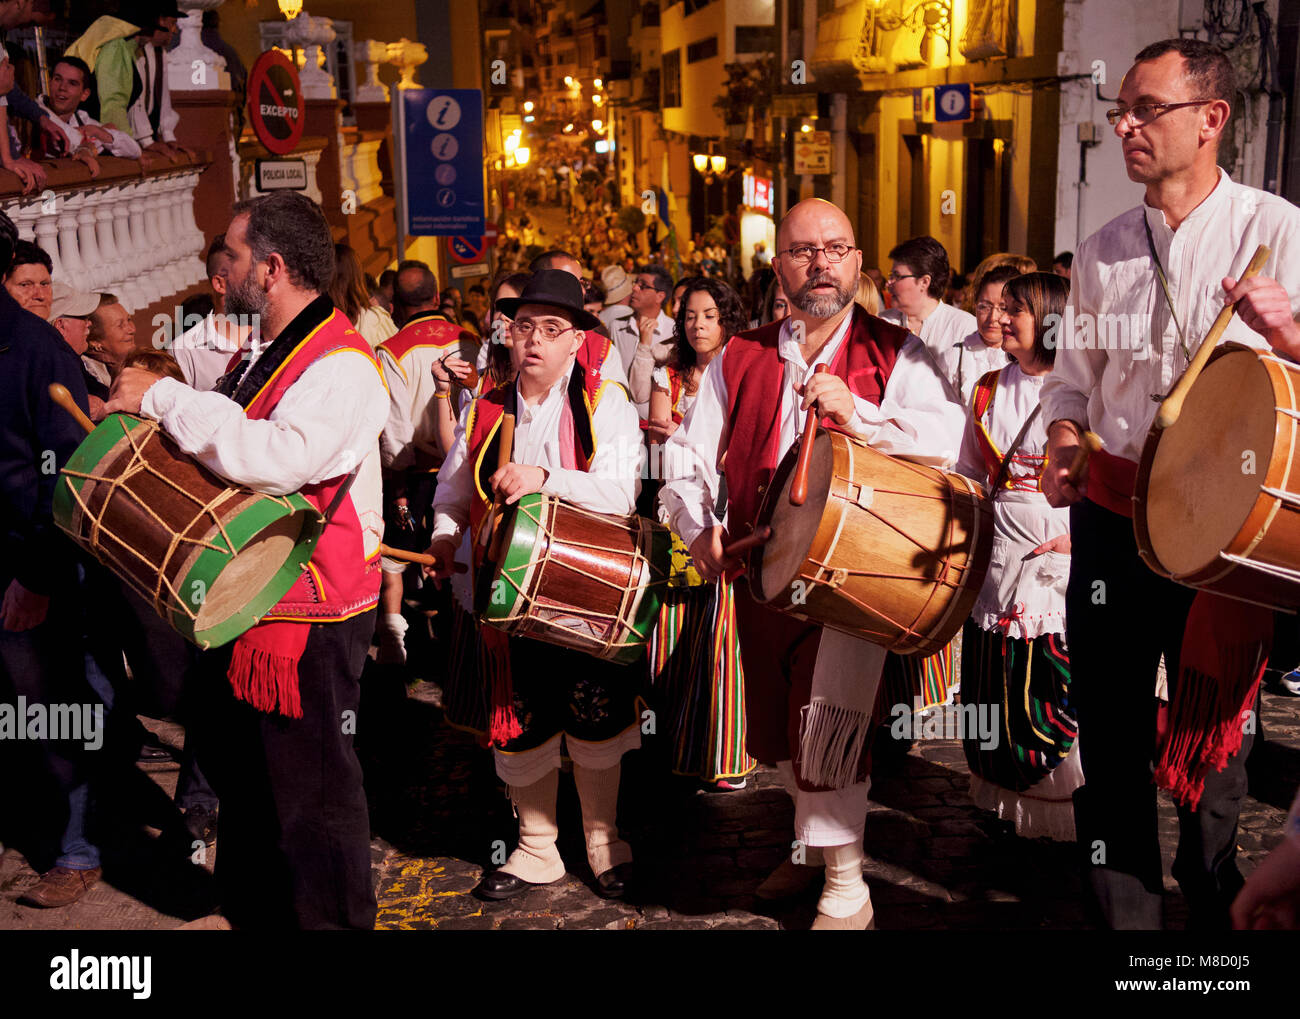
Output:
[720,305,907,535]
[244,309,383,621]
[377,316,477,365]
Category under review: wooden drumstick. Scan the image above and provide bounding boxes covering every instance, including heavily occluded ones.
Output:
[1155,244,1271,430]
[789,363,828,506]
[722,526,771,559]
[49,383,94,435]
[377,544,468,574]
[1066,430,1103,487]
[485,411,517,561]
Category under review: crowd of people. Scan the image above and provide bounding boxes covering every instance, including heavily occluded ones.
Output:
[2,32,1299,933]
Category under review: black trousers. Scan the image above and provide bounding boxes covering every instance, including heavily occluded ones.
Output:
[1067,498,1252,930]
[191,610,377,930]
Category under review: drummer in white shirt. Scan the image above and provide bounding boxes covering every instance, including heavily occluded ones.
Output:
[426,270,646,904]
[884,235,1000,406]
[1041,38,1300,931]
[659,198,965,929]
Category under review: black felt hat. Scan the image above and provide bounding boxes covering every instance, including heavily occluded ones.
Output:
[493,269,602,332]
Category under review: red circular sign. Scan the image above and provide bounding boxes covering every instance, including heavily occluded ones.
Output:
[247,50,304,156]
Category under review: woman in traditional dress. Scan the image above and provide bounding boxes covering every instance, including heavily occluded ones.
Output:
[646,276,756,790]
[955,271,1079,840]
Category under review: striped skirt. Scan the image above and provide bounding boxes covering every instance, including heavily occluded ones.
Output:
[959,620,1080,840]
[648,579,756,782]
[879,641,957,717]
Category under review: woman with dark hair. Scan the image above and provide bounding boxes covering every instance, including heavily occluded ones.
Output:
[758,274,789,326]
[331,243,396,348]
[955,271,1079,840]
[645,276,756,791]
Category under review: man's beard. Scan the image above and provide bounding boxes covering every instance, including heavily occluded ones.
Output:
[789,271,854,319]
[223,271,268,321]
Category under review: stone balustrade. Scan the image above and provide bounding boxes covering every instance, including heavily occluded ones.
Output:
[339,128,386,209]
[0,153,210,315]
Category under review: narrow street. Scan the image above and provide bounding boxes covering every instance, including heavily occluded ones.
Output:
[4,681,1296,931]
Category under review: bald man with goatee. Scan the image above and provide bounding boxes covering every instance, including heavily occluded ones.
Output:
[660,199,965,929]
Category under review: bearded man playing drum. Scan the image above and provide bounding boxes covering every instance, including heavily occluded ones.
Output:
[425,270,645,902]
[1041,38,1300,930]
[660,198,966,929]
[105,192,390,929]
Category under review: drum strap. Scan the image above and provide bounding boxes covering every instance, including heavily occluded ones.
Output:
[989,404,1041,494]
[1142,214,1193,365]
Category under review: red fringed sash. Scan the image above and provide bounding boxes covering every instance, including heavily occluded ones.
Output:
[1088,445,1270,807]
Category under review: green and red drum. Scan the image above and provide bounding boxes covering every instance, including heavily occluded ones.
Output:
[476,493,671,664]
[53,414,324,648]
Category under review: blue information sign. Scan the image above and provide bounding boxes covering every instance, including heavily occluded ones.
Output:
[396,88,484,237]
[934,83,973,123]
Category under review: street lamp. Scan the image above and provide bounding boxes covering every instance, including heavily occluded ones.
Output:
[563,75,575,87]
[709,154,727,174]
[692,153,708,173]
[592,93,603,106]
[591,119,603,132]
[594,78,603,89]
[278,0,303,19]
[523,100,534,113]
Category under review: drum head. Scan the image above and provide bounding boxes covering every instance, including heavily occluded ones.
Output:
[755,431,834,601]
[1145,350,1275,576]
[196,514,306,631]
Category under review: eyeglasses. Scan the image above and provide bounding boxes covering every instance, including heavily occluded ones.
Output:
[509,319,576,341]
[975,301,1008,316]
[886,272,920,284]
[780,243,856,266]
[631,279,663,293]
[1105,100,1214,127]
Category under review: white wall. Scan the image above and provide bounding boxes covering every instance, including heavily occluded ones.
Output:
[1054,0,1280,255]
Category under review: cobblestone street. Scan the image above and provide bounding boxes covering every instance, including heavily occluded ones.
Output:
[3,667,1297,931]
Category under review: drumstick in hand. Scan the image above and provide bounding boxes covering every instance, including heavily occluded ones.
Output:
[790,363,828,506]
[1155,244,1271,430]
[485,411,517,561]
[1066,431,1102,487]
[49,383,94,435]
[378,544,469,574]
[722,526,772,559]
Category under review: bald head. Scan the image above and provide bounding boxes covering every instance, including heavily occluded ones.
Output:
[776,199,855,253]
[773,199,861,321]
[395,265,439,311]
[529,249,584,279]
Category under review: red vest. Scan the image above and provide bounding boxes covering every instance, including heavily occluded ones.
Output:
[239,309,384,622]
[720,304,907,534]
[377,311,479,364]
[462,360,608,560]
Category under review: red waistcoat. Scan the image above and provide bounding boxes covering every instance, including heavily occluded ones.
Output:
[720,304,907,535]
[238,310,384,622]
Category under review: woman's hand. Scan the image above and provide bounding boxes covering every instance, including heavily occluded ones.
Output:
[1030,534,1072,557]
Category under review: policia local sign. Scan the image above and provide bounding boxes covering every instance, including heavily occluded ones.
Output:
[248,50,305,156]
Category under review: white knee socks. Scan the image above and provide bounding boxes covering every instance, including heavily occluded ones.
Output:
[817,842,870,918]
[572,761,632,877]
[499,768,565,884]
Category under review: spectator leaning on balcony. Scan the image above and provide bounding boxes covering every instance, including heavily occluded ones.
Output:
[0,0,66,193]
[36,56,142,177]
[66,1,193,163]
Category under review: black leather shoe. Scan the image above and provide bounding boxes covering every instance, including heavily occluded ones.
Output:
[184,805,218,846]
[476,870,544,901]
[594,863,633,900]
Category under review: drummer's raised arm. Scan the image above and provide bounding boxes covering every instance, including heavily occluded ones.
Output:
[138,349,388,497]
[659,352,728,550]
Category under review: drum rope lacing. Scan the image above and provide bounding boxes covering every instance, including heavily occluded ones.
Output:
[492,500,668,656]
[800,455,969,650]
[61,417,293,621]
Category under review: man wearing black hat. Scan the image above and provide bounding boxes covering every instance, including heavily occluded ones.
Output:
[426,270,645,902]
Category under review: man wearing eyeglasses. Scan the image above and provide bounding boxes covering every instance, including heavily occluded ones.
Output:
[1041,38,1300,931]
[660,198,966,929]
[426,269,644,904]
